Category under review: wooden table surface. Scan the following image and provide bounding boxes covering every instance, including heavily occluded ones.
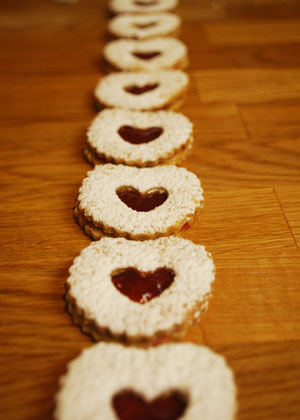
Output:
[1,0,300,419]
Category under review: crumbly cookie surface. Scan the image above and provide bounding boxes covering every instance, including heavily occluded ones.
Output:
[87,109,193,166]
[108,13,181,39]
[109,0,178,14]
[66,236,215,339]
[104,37,187,71]
[95,70,188,111]
[77,164,203,238]
[84,137,192,167]
[55,342,236,420]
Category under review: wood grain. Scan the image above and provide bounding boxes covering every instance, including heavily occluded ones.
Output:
[195,69,300,103]
[275,186,300,248]
[204,21,300,45]
[1,0,300,419]
[232,45,300,68]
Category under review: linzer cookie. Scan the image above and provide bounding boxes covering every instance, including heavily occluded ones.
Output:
[109,0,178,14]
[85,109,193,167]
[108,13,181,40]
[65,236,215,343]
[54,343,236,420]
[94,70,188,111]
[74,164,203,240]
[104,38,188,72]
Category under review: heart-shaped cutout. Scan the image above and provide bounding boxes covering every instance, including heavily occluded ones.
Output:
[135,0,158,6]
[113,390,187,420]
[116,186,168,212]
[111,267,175,304]
[118,125,163,144]
[133,21,157,29]
[124,83,159,95]
[132,51,161,60]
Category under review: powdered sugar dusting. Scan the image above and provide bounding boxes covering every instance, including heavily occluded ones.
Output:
[67,236,214,337]
[78,164,203,236]
[55,343,236,420]
[110,0,178,14]
[87,109,193,165]
[108,13,181,40]
[95,70,188,110]
[104,37,187,71]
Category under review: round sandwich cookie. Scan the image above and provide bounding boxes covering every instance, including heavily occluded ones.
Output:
[65,236,215,343]
[85,109,193,167]
[108,13,181,40]
[109,0,178,14]
[94,70,189,111]
[74,164,204,240]
[55,342,237,420]
[104,38,188,72]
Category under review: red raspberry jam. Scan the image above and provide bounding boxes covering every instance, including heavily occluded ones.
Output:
[133,22,157,29]
[179,222,190,232]
[124,83,159,95]
[116,187,168,212]
[111,267,175,304]
[135,0,158,6]
[112,390,187,420]
[118,125,163,144]
[133,51,161,60]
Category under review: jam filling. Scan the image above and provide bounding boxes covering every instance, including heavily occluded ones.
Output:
[116,187,168,212]
[135,0,158,6]
[179,222,190,232]
[133,51,161,60]
[118,125,163,144]
[113,390,187,420]
[133,22,157,29]
[111,267,175,304]
[124,83,159,95]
